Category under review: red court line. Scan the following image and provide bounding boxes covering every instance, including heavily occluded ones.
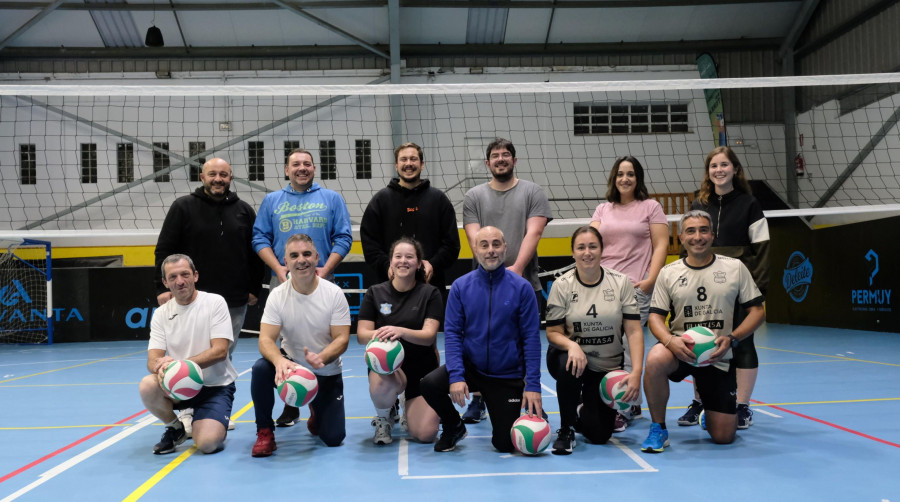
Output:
[750,399,900,449]
[0,409,148,484]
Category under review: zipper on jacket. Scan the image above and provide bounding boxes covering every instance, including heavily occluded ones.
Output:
[487,271,493,371]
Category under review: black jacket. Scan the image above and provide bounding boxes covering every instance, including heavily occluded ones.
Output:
[155,187,265,307]
[360,178,461,292]
[692,190,770,295]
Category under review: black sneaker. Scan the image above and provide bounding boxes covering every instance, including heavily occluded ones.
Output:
[551,426,575,455]
[434,422,467,452]
[737,404,753,429]
[677,400,703,426]
[153,424,186,455]
[276,405,300,427]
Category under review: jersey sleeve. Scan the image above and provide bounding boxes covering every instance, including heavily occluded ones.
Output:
[462,188,480,226]
[620,280,641,320]
[260,287,283,326]
[358,288,378,323]
[148,306,168,351]
[544,278,568,327]
[209,295,234,341]
[330,286,352,326]
[649,268,672,316]
[424,285,444,322]
[526,183,553,222]
[737,261,765,307]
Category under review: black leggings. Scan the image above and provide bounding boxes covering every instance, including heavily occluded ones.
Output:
[731,303,759,369]
[420,364,525,453]
[546,347,617,444]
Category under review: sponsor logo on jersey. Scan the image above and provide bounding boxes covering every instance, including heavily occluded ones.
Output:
[570,292,579,303]
[714,271,726,283]
[684,320,724,330]
[379,303,392,315]
[576,335,614,345]
[677,276,688,287]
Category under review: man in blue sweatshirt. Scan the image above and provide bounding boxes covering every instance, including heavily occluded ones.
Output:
[252,147,352,427]
[421,226,543,453]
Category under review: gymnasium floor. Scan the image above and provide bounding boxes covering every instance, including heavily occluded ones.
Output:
[1,323,898,502]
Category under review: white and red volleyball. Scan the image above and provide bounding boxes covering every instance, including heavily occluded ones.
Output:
[277,366,319,407]
[510,415,552,455]
[365,338,405,375]
[162,359,204,401]
[600,369,636,412]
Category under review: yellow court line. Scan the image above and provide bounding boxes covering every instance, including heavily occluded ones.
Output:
[122,400,255,502]
[759,360,844,366]
[758,346,900,367]
[0,350,146,384]
[752,397,900,407]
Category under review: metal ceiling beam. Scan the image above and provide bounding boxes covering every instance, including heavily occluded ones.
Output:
[778,0,819,58]
[270,0,389,59]
[0,38,781,60]
[0,0,801,11]
[0,0,67,50]
[794,0,900,59]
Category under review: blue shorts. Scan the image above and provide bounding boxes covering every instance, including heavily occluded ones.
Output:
[174,383,236,428]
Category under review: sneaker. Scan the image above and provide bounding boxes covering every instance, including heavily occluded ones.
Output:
[461,395,487,424]
[574,404,584,433]
[153,424,186,455]
[373,416,393,445]
[179,409,193,439]
[541,409,549,422]
[737,404,753,429]
[391,398,401,423]
[227,419,235,431]
[551,426,575,455]
[613,413,627,433]
[307,406,318,436]
[275,405,300,427]
[640,423,669,453]
[677,400,703,426]
[434,422,467,452]
[700,410,707,430]
[400,412,409,432]
[628,404,642,419]
[251,428,277,457]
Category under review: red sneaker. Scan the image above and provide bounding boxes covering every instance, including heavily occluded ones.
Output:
[251,428,277,457]
[307,407,318,436]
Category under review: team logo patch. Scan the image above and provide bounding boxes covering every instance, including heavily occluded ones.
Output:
[677,276,688,287]
[714,271,726,283]
[603,288,615,302]
[684,305,694,317]
[379,303,392,315]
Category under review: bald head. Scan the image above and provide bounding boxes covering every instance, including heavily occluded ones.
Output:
[200,158,233,200]
[474,226,507,271]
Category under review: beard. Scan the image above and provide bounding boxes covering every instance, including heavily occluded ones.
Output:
[490,167,513,183]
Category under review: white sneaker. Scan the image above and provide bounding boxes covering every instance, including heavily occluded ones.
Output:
[179,409,194,439]
[227,419,235,431]
[373,416,393,445]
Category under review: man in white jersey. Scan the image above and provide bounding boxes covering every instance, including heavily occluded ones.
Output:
[640,210,765,453]
[139,254,237,455]
[250,234,351,457]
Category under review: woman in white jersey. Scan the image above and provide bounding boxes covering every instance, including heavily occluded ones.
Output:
[545,226,644,455]
[590,155,668,429]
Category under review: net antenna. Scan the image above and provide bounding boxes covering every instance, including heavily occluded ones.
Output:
[0,238,53,344]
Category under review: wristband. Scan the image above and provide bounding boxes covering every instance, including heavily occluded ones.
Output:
[664,334,676,348]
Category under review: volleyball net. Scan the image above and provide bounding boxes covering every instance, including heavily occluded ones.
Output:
[1,72,899,234]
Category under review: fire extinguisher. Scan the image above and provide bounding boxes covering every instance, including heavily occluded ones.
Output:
[795,133,806,177]
[794,153,806,177]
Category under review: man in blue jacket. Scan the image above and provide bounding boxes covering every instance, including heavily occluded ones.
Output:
[252,148,352,427]
[420,226,543,453]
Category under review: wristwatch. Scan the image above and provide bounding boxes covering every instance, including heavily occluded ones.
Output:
[727,334,740,348]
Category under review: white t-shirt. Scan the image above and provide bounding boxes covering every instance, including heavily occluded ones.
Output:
[261,278,352,376]
[148,291,237,386]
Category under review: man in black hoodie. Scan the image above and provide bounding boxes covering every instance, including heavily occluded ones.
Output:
[155,158,264,350]
[360,142,460,299]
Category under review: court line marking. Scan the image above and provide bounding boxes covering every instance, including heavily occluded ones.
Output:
[122,400,255,502]
[397,436,656,480]
[0,350,146,384]
[757,346,900,367]
[752,408,782,419]
[751,398,900,449]
[0,410,151,501]
[759,360,844,365]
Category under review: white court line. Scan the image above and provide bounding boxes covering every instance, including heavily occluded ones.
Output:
[398,435,657,480]
[2,366,253,502]
[0,414,158,502]
[540,382,557,397]
[753,408,782,419]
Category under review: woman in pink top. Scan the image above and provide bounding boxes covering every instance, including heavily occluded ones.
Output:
[590,156,668,429]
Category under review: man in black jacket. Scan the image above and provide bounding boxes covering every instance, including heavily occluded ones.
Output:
[360,142,460,299]
[155,157,265,362]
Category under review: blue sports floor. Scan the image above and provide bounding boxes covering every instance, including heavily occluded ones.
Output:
[1,323,898,502]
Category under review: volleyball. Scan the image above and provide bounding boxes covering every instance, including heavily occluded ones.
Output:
[365,338,405,375]
[277,366,319,407]
[510,415,552,455]
[682,326,719,367]
[162,359,204,401]
[600,369,634,412]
